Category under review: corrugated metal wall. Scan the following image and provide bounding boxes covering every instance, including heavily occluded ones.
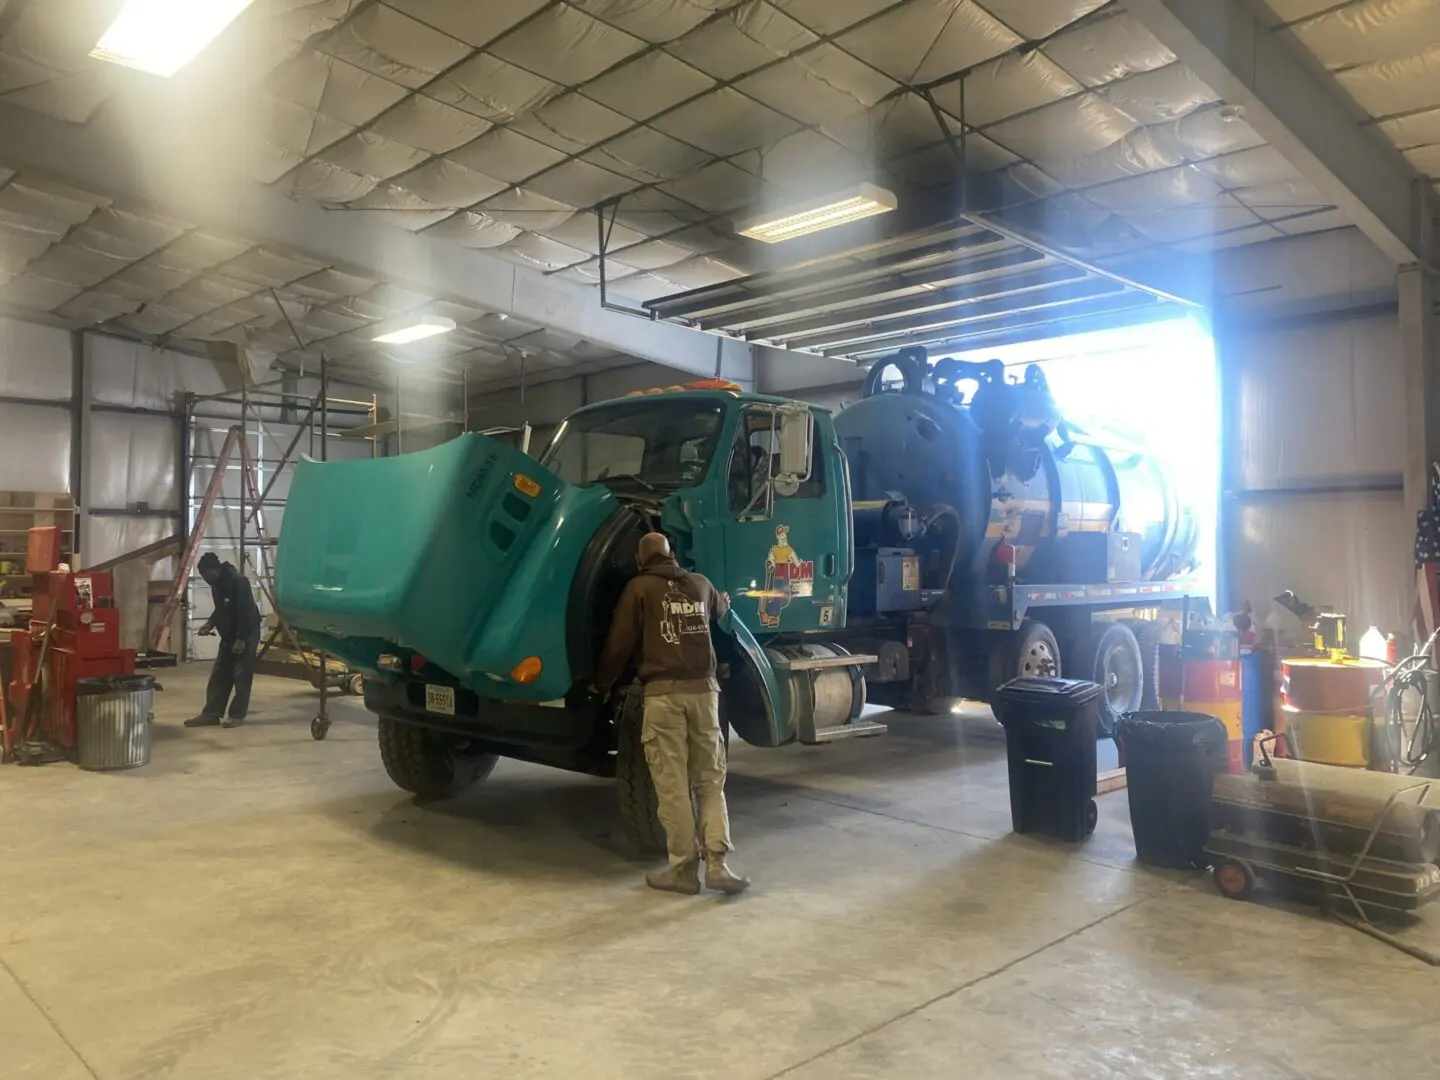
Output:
[0,315,395,656]
[1216,225,1416,638]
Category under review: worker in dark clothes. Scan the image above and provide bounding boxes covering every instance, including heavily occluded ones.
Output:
[593,532,750,896]
[185,552,262,729]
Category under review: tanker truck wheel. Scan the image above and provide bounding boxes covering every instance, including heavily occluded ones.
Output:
[377,716,497,799]
[1070,622,1144,738]
[1123,618,1162,711]
[614,684,667,856]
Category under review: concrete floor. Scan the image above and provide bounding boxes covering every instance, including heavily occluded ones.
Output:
[3,666,1438,1080]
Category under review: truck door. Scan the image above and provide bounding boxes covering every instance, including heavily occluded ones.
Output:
[720,405,845,636]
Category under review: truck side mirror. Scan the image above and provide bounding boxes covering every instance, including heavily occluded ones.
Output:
[776,407,813,481]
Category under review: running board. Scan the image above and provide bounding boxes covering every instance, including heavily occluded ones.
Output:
[809,719,889,743]
[774,653,878,671]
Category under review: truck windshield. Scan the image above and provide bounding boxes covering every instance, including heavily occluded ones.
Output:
[542,399,725,490]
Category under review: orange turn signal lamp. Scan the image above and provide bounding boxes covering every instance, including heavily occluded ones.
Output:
[511,656,543,684]
[513,473,541,497]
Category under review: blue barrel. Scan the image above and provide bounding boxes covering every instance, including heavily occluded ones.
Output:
[1240,648,1272,768]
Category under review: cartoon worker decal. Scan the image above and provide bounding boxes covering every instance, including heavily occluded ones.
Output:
[759,524,813,627]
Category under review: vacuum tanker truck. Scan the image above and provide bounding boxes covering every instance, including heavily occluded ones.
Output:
[275,346,1200,851]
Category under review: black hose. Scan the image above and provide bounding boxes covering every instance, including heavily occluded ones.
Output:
[1379,628,1440,774]
[1384,652,1440,775]
[863,347,928,397]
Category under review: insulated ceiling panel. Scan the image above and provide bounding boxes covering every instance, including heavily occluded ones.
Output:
[1263,0,1440,188]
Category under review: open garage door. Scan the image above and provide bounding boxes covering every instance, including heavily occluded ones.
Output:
[644,218,1199,362]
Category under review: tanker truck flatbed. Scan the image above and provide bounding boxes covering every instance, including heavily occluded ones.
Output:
[973,576,1203,630]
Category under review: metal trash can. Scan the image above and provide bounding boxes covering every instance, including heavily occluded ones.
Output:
[76,675,155,771]
[992,677,1103,842]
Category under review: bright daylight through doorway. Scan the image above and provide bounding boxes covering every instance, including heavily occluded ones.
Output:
[943,316,1220,606]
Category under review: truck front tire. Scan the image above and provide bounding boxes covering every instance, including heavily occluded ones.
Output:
[377,715,497,799]
[614,684,667,855]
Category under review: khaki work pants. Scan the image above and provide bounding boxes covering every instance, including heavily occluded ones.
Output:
[641,691,733,866]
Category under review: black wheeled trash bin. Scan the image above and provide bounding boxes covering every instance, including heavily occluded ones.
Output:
[1115,711,1229,868]
[992,677,1102,842]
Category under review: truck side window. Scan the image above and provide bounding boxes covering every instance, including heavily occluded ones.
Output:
[727,408,825,515]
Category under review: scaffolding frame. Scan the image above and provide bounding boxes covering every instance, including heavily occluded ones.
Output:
[175,355,379,740]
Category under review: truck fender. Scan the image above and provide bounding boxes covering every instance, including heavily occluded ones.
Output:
[718,609,792,747]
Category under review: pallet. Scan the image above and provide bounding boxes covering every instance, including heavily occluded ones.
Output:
[1098,766,1128,795]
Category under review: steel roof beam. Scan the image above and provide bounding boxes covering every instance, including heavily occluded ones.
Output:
[0,101,765,387]
[1124,0,1436,268]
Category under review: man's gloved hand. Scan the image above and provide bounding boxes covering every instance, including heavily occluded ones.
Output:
[231,640,246,655]
[198,625,216,637]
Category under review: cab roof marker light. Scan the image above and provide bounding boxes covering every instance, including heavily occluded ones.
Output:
[91,0,257,78]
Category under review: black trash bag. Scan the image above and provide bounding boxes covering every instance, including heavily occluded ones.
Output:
[1116,710,1229,869]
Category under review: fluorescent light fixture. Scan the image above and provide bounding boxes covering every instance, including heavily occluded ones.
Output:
[737,183,898,244]
[91,0,257,78]
[373,316,457,345]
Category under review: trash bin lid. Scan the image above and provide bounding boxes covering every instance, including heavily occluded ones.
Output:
[77,675,155,695]
[994,676,1102,707]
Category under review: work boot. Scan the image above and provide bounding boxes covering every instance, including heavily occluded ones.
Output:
[184,714,221,728]
[703,853,750,895]
[220,715,246,728]
[645,860,700,895]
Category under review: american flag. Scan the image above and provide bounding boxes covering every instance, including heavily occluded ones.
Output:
[1414,462,1440,662]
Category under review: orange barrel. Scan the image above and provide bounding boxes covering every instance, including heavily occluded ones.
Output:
[1161,658,1244,773]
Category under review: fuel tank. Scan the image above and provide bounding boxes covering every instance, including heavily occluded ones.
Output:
[834,347,1197,587]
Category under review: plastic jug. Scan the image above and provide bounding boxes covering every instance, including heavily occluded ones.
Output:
[1358,625,1387,662]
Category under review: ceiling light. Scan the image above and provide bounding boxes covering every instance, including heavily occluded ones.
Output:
[91,0,257,78]
[737,183,898,244]
[373,317,458,345]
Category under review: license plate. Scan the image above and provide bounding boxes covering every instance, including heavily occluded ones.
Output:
[425,685,455,716]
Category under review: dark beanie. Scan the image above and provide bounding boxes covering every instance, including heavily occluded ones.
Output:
[198,553,221,572]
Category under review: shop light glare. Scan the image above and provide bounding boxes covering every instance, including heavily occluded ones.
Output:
[91,0,256,77]
[373,317,457,345]
[738,184,898,243]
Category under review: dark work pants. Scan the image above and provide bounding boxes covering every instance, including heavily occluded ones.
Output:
[204,630,260,720]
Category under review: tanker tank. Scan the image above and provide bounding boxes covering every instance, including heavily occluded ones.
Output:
[834,347,1197,591]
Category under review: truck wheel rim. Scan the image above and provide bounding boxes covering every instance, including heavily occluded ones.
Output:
[1102,642,1140,715]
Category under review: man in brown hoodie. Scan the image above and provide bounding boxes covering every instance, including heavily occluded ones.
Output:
[594,532,750,895]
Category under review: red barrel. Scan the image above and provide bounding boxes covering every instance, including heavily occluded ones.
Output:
[1282,658,1385,712]
[1160,654,1244,773]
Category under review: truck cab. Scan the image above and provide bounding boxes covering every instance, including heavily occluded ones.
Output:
[540,389,853,642]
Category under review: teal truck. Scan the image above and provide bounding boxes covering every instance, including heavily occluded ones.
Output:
[276,347,1199,850]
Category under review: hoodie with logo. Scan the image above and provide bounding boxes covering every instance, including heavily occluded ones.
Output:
[595,552,730,696]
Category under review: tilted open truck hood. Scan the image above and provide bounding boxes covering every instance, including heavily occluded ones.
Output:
[274,434,615,702]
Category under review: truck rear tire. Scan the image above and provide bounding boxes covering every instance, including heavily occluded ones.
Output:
[1125,618,1162,710]
[614,685,667,856]
[377,716,497,799]
[1070,622,1144,738]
